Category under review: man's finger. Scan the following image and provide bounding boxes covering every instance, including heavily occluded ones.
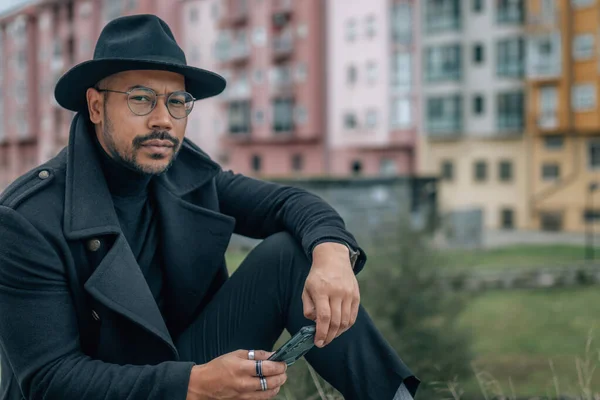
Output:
[339,298,353,336]
[324,297,342,346]
[244,360,287,377]
[302,289,316,321]
[314,295,331,347]
[350,294,360,326]
[234,349,275,360]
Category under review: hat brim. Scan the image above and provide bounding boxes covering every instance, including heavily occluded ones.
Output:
[54,58,227,112]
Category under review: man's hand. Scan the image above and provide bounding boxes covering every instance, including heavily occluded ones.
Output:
[187,350,287,400]
[302,242,360,348]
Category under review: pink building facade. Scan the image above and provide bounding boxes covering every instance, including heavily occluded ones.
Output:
[0,0,182,191]
[326,0,419,176]
[186,0,327,177]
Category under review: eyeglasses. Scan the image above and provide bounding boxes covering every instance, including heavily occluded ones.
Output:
[97,87,196,119]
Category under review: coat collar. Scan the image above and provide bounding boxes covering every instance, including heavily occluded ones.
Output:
[63,112,221,240]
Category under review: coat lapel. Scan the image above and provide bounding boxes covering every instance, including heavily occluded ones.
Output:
[63,113,234,358]
[154,183,235,334]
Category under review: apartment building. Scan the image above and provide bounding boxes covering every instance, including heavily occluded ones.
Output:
[191,0,326,177]
[0,0,182,191]
[326,0,419,176]
[527,0,600,232]
[418,0,528,230]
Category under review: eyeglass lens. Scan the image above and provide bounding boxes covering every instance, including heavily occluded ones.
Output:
[127,88,194,119]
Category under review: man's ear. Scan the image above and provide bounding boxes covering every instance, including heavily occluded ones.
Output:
[86,88,103,124]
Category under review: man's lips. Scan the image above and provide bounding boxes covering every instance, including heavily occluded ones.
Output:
[141,139,175,147]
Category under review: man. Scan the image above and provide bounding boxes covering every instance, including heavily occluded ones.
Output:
[0,15,418,400]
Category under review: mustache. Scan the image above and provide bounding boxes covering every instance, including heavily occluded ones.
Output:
[133,131,180,149]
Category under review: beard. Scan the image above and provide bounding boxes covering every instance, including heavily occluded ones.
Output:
[101,105,181,175]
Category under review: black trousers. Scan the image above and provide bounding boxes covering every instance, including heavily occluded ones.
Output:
[175,232,418,400]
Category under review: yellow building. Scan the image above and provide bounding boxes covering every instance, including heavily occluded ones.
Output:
[527,0,600,232]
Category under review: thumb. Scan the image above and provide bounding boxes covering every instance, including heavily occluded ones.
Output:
[302,288,316,321]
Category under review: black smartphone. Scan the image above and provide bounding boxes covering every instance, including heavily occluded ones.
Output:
[268,325,316,366]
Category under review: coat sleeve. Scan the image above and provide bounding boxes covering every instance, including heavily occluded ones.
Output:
[214,170,366,271]
[0,206,194,400]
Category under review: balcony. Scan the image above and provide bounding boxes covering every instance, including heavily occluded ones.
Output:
[527,33,561,79]
[526,3,558,32]
[528,57,561,79]
[222,79,250,102]
[272,0,293,17]
[269,66,294,96]
[427,119,462,139]
[216,37,250,65]
[272,30,294,60]
[537,111,558,130]
[219,0,249,28]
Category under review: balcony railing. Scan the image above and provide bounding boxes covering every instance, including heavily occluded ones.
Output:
[528,58,561,79]
[427,119,462,138]
[537,111,558,129]
[272,31,294,59]
[270,66,294,95]
[497,62,525,78]
[223,80,250,101]
[220,0,249,27]
[497,115,524,131]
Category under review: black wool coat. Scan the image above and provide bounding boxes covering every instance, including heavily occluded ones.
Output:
[0,113,366,400]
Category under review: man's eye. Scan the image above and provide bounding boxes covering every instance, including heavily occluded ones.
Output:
[131,96,152,102]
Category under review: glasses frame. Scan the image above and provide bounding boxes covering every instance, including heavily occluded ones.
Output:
[96,87,196,120]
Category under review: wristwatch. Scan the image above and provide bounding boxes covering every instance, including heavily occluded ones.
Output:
[345,243,360,269]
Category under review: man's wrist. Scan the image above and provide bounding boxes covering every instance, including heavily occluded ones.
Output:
[312,240,359,269]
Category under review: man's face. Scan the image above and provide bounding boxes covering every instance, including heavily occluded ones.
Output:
[86,70,188,175]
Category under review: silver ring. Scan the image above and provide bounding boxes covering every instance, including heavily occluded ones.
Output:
[248,350,255,360]
[260,377,268,391]
[255,360,263,377]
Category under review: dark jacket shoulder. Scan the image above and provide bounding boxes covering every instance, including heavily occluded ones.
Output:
[0,148,67,219]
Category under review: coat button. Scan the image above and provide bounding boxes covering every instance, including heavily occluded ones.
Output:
[87,239,101,252]
[38,170,50,180]
[92,310,100,321]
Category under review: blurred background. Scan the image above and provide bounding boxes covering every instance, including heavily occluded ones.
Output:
[2,0,600,398]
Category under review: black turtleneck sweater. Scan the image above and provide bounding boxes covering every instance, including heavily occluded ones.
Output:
[93,135,166,316]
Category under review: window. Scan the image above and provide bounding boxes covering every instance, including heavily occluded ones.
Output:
[228,101,251,134]
[544,136,564,150]
[254,110,264,125]
[295,63,307,82]
[499,160,513,181]
[391,52,411,89]
[542,163,560,180]
[426,44,462,82]
[366,62,377,84]
[292,154,303,172]
[366,109,378,128]
[425,0,461,33]
[573,34,594,60]
[365,15,376,38]
[344,112,357,129]
[473,95,485,115]
[294,106,308,125]
[346,19,356,42]
[497,37,525,77]
[473,0,484,12]
[251,154,262,172]
[583,209,600,223]
[572,83,596,111]
[441,160,454,180]
[528,33,561,78]
[473,43,484,64]
[391,3,412,43]
[538,86,558,128]
[391,98,412,128]
[540,211,563,231]
[347,65,357,84]
[474,160,487,182]
[273,98,294,132]
[572,0,595,8]
[588,141,600,170]
[427,95,462,134]
[190,7,199,22]
[497,0,524,24]
[252,27,267,47]
[501,208,515,229]
[380,159,397,176]
[351,160,363,175]
[497,91,524,130]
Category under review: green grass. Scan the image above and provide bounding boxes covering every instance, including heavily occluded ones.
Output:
[441,244,600,272]
[457,287,600,398]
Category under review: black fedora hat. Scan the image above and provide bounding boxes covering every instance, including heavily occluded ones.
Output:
[54,14,226,112]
